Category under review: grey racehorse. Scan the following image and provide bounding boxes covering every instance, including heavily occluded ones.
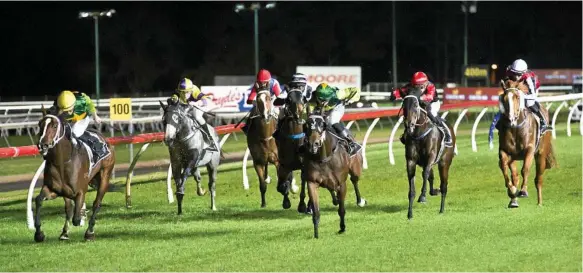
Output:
[160,101,222,214]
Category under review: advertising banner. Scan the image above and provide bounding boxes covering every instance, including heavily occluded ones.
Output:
[200,85,254,112]
[296,66,361,90]
[530,69,583,85]
[443,87,502,104]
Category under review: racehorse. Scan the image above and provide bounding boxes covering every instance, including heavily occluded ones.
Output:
[497,79,557,208]
[303,112,366,238]
[160,101,222,214]
[34,107,115,242]
[401,86,456,220]
[274,88,309,212]
[245,87,281,208]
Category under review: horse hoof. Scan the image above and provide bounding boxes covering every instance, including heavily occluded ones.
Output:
[508,200,519,208]
[84,231,95,241]
[197,189,206,196]
[211,206,217,211]
[332,200,339,206]
[34,231,45,243]
[430,189,440,196]
[282,199,291,210]
[518,191,528,198]
[338,229,345,234]
[72,218,81,227]
[261,203,267,208]
[59,233,70,241]
[297,204,306,214]
[357,198,367,207]
[418,196,427,203]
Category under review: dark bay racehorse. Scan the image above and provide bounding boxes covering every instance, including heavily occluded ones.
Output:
[303,113,366,238]
[160,101,222,214]
[401,86,456,220]
[275,88,309,211]
[497,80,557,208]
[34,107,115,242]
[245,87,280,208]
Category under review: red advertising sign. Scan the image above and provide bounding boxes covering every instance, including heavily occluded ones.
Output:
[531,69,583,85]
[443,87,502,104]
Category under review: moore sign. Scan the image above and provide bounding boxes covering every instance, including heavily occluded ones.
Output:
[296,66,362,90]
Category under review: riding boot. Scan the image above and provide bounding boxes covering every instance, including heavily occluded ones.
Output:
[428,113,452,144]
[200,124,218,151]
[529,103,548,133]
[340,128,361,155]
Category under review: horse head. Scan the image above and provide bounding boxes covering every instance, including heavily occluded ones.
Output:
[499,79,526,127]
[306,114,327,155]
[256,87,273,122]
[402,86,426,136]
[285,87,306,122]
[160,101,193,146]
[37,105,68,157]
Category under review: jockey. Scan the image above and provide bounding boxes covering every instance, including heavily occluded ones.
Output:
[169,78,217,151]
[241,69,285,135]
[312,82,362,155]
[51,90,105,152]
[502,59,548,132]
[390,71,452,145]
[272,73,313,139]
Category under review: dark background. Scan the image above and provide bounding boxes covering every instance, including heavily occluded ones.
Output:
[0,1,581,97]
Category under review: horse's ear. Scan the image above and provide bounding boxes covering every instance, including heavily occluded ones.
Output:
[159,100,167,111]
[41,105,47,116]
[500,79,507,89]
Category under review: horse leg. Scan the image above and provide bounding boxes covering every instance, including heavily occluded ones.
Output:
[518,149,535,198]
[337,184,347,234]
[173,163,185,215]
[34,185,57,242]
[59,197,74,240]
[418,165,431,203]
[307,181,320,239]
[499,151,515,208]
[254,163,268,208]
[534,152,547,206]
[276,165,291,209]
[508,160,520,208]
[329,189,339,206]
[206,164,217,211]
[406,160,417,220]
[438,162,450,214]
[429,169,440,196]
[84,165,113,241]
[297,169,311,214]
[72,190,87,227]
[349,165,366,207]
[192,168,206,196]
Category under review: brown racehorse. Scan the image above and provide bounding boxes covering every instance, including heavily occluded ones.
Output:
[34,107,115,242]
[246,87,280,208]
[401,86,456,220]
[498,79,557,208]
[274,88,308,211]
[303,113,366,238]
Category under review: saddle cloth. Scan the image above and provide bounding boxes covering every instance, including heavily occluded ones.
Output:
[75,131,111,173]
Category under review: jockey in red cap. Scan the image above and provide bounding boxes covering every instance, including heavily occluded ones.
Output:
[390,71,452,145]
[241,69,285,135]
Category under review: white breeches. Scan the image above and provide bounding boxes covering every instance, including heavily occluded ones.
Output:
[192,108,206,125]
[328,104,345,124]
[72,116,91,138]
[430,101,440,117]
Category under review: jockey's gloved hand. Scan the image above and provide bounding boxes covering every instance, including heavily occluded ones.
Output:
[93,114,102,124]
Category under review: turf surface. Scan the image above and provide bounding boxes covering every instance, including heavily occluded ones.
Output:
[0,126,580,271]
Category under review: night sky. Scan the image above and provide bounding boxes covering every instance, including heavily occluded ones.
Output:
[0,1,581,98]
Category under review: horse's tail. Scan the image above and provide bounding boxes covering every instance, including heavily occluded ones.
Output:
[545,142,558,169]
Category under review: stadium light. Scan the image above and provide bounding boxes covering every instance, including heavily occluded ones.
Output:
[461,1,477,87]
[233,2,276,74]
[78,9,116,107]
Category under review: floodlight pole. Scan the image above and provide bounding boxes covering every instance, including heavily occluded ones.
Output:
[392,1,397,88]
[254,9,259,74]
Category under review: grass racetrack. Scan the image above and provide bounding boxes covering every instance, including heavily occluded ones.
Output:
[0,118,581,272]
